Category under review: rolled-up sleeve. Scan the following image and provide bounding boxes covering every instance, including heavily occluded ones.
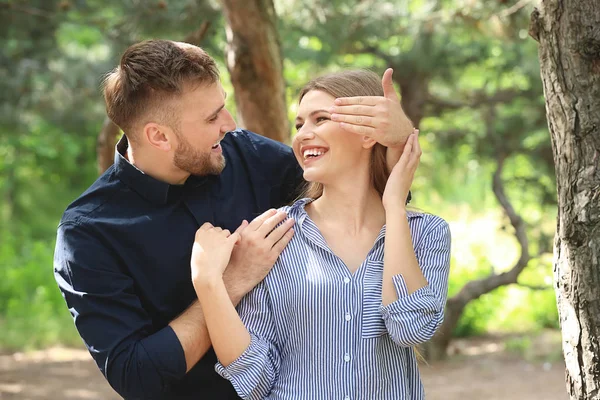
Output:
[54,222,186,400]
[380,217,451,347]
[215,283,280,400]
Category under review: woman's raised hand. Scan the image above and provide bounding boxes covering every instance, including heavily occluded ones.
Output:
[382,130,421,211]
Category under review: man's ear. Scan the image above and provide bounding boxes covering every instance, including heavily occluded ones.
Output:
[143,122,173,152]
[361,135,377,149]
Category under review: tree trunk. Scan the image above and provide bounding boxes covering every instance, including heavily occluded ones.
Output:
[220,0,289,143]
[97,117,120,175]
[530,1,600,398]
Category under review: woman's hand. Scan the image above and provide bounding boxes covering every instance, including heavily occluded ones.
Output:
[329,68,413,148]
[382,131,422,211]
[191,223,240,287]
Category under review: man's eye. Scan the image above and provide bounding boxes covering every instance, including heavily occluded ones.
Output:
[316,116,329,123]
[208,116,218,123]
[295,124,303,131]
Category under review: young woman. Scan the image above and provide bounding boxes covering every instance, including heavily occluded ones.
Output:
[192,70,451,399]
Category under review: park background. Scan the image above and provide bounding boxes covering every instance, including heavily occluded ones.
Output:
[0,0,568,399]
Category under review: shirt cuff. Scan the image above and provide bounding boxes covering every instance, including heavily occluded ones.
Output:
[380,283,439,319]
[139,325,187,381]
[215,334,268,380]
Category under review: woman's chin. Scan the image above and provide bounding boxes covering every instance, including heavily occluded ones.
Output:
[302,171,326,183]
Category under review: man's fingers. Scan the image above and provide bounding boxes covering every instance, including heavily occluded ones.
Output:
[271,228,295,256]
[339,122,376,136]
[248,209,278,231]
[256,211,289,238]
[330,104,376,117]
[382,68,400,102]
[331,113,376,127]
[265,217,295,244]
[334,96,381,107]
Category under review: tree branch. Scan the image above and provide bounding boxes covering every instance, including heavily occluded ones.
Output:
[495,0,535,19]
[518,283,553,291]
[183,22,211,46]
[426,88,534,113]
[4,4,56,19]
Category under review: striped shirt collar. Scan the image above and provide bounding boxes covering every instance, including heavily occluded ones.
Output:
[288,197,424,252]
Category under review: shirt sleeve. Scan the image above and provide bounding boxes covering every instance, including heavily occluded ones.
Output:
[380,217,451,347]
[215,281,280,400]
[54,222,187,400]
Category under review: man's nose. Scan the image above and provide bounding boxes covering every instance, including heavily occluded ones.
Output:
[221,109,237,132]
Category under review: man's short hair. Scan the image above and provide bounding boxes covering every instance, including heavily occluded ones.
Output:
[102,40,219,137]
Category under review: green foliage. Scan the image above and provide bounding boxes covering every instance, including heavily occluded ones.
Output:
[0,231,80,350]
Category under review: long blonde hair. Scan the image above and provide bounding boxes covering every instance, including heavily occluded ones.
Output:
[297,70,389,199]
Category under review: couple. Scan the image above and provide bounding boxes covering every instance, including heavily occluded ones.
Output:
[54,40,450,400]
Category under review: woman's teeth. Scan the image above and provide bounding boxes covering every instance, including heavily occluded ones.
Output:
[303,149,326,159]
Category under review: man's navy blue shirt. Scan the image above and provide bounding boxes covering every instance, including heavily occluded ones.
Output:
[53,129,304,400]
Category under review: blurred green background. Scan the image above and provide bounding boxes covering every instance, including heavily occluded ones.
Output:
[0,0,558,359]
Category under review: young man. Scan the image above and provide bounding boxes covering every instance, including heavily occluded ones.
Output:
[54,40,302,399]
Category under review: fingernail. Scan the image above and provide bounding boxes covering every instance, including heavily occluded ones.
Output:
[334,99,341,105]
[329,106,336,112]
[331,114,338,121]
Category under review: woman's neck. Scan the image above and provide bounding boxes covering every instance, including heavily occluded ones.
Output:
[307,179,386,236]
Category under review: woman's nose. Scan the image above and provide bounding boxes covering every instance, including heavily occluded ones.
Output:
[295,125,315,140]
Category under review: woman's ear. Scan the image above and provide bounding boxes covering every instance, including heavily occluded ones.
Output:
[361,135,377,149]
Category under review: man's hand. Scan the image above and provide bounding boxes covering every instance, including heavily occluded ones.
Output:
[224,209,295,303]
[191,223,240,287]
[329,68,413,148]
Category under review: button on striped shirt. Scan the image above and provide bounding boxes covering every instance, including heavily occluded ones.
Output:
[216,198,451,400]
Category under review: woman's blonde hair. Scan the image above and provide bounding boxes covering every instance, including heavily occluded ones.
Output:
[297,70,389,199]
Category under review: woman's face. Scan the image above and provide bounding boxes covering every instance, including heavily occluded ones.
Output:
[293,90,372,184]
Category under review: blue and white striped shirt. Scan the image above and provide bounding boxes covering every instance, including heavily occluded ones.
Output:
[216,198,451,400]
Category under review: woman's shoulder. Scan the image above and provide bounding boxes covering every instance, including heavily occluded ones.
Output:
[277,198,313,217]
[406,210,451,238]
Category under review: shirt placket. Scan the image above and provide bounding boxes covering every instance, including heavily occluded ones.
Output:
[340,268,356,400]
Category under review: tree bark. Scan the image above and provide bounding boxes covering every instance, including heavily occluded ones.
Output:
[530,1,600,398]
[220,0,289,143]
[97,116,120,175]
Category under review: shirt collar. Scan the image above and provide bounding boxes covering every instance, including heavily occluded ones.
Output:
[290,197,424,243]
[113,135,206,205]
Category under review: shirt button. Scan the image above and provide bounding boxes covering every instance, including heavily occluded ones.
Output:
[344,396,350,400]
[344,353,351,362]
[343,277,350,284]
[345,312,351,321]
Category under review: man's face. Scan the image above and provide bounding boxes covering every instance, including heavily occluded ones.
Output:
[172,82,236,176]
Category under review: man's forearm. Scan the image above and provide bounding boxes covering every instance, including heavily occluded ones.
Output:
[168,301,212,373]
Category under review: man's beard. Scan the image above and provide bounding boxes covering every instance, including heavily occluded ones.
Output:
[173,133,225,176]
